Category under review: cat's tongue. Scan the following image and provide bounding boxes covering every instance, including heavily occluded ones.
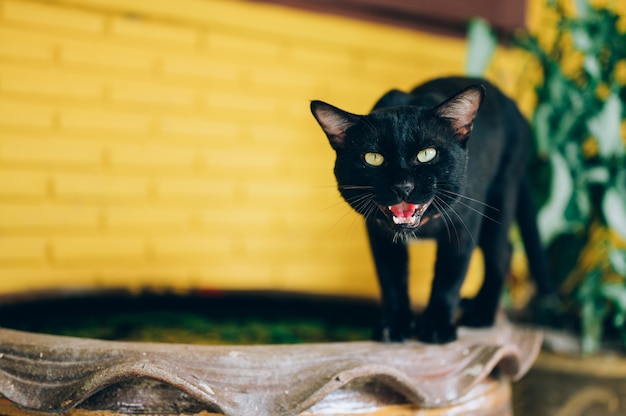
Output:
[388,202,419,225]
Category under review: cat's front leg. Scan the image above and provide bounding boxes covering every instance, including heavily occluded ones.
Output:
[366,220,413,342]
[417,236,475,344]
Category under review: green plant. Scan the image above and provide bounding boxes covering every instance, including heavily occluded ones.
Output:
[467,0,626,354]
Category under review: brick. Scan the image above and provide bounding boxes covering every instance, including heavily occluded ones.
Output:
[110,16,198,47]
[0,66,102,99]
[248,124,299,145]
[289,46,353,70]
[249,67,316,94]
[61,43,154,73]
[3,0,105,33]
[0,28,54,61]
[52,237,146,264]
[281,260,355,289]
[97,266,191,290]
[109,81,196,107]
[200,148,279,177]
[160,117,240,140]
[194,261,275,289]
[0,171,47,199]
[105,206,190,230]
[151,236,232,260]
[206,32,281,59]
[205,92,277,115]
[155,178,234,201]
[243,237,309,258]
[279,96,320,122]
[279,209,350,234]
[60,109,151,134]
[0,100,53,129]
[109,143,197,171]
[0,136,103,167]
[199,208,273,234]
[0,203,99,230]
[161,55,242,82]
[243,182,311,206]
[0,237,46,264]
[0,268,95,293]
[362,59,435,84]
[54,173,149,201]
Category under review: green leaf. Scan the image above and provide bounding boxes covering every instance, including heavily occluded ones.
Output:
[580,295,605,354]
[600,283,626,328]
[533,103,553,155]
[583,54,602,79]
[572,183,591,224]
[609,249,626,276]
[548,71,568,106]
[538,152,575,244]
[587,92,624,159]
[584,167,610,184]
[602,186,626,239]
[601,283,626,308]
[575,0,591,19]
[578,270,605,354]
[571,25,593,52]
[465,18,497,77]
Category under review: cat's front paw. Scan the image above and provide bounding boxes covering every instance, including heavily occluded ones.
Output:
[459,298,496,328]
[416,318,457,344]
[372,317,413,342]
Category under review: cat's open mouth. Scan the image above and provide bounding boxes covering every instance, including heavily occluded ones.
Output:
[388,201,431,228]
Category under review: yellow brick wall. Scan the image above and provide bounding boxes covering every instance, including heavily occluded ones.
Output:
[0,0,498,303]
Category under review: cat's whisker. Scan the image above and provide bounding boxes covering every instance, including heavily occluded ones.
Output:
[431,198,452,242]
[432,197,455,244]
[316,199,352,215]
[434,195,469,250]
[320,194,374,236]
[338,185,376,190]
[452,198,501,224]
[436,189,500,224]
[362,199,380,223]
[437,189,500,212]
[324,205,359,236]
[435,195,475,247]
[345,194,383,239]
[347,193,377,214]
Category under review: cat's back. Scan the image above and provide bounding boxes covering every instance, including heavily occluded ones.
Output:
[410,76,529,148]
[403,76,531,195]
[371,76,521,133]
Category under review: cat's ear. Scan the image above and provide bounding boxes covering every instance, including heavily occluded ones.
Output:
[435,85,485,141]
[310,100,359,150]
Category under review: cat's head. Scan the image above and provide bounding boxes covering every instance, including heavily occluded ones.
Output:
[311,85,484,234]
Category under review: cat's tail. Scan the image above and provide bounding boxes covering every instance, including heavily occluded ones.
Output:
[516,178,555,296]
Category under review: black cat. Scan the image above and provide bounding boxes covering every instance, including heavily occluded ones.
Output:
[311,76,552,343]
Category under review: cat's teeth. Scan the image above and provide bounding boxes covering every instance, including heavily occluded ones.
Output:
[392,215,417,225]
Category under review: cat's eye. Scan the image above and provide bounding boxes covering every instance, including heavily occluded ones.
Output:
[364,152,385,166]
[416,147,437,163]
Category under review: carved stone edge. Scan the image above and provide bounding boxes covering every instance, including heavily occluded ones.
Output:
[0,322,542,416]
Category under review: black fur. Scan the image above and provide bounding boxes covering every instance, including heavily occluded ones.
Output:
[311,76,551,344]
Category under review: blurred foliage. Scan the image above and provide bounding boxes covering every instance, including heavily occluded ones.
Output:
[519,0,626,354]
[468,0,626,354]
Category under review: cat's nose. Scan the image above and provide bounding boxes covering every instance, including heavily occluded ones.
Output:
[392,182,414,199]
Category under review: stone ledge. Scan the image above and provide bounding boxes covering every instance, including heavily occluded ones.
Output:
[0,319,541,416]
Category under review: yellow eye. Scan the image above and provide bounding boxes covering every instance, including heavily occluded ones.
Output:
[417,147,437,163]
[364,152,385,166]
